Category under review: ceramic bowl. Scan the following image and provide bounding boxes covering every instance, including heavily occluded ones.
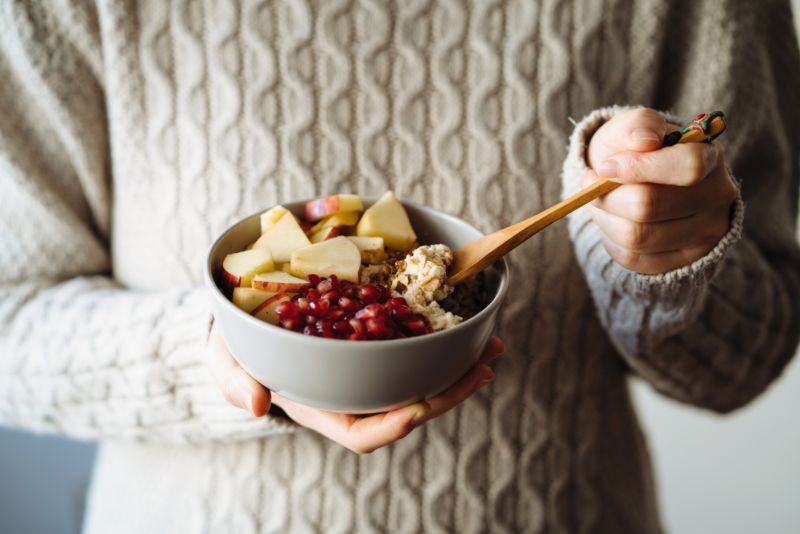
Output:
[205,198,508,413]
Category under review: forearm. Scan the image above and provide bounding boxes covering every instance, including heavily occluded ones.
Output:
[0,278,294,443]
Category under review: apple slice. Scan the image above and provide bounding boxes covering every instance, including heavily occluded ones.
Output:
[232,287,278,313]
[309,226,343,243]
[346,236,385,263]
[304,194,363,221]
[252,211,312,263]
[251,292,292,325]
[260,205,289,234]
[290,236,361,283]
[355,191,417,251]
[221,248,274,288]
[309,211,360,235]
[252,271,311,292]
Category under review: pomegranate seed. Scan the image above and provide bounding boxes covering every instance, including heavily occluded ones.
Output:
[296,297,311,314]
[276,300,298,319]
[305,315,318,326]
[327,307,345,321]
[307,274,321,286]
[358,284,381,304]
[341,284,357,298]
[280,317,304,331]
[387,297,408,309]
[355,303,385,320]
[317,276,339,293]
[403,318,428,334]
[321,289,339,302]
[391,303,412,320]
[316,319,334,338]
[338,297,359,314]
[302,325,315,336]
[333,320,351,334]
[306,289,321,301]
[348,332,366,341]
[309,298,330,317]
[365,318,392,339]
[349,318,366,336]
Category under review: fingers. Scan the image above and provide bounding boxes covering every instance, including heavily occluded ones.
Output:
[595,142,721,186]
[271,336,507,454]
[588,108,671,168]
[207,322,271,417]
[582,163,737,223]
[589,205,730,254]
[272,393,429,454]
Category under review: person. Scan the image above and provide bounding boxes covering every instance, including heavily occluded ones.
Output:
[1,1,798,532]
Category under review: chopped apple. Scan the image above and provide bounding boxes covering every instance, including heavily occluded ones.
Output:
[252,271,311,292]
[304,194,363,221]
[252,211,312,263]
[309,226,343,243]
[309,211,360,235]
[232,287,278,313]
[221,248,274,288]
[260,205,289,234]
[251,292,292,325]
[355,191,417,251]
[290,236,361,283]
[346,236,385,263]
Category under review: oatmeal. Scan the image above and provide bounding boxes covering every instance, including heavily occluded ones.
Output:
[390,244,462,331]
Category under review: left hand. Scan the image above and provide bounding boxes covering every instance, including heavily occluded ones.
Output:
[584,107,738,274]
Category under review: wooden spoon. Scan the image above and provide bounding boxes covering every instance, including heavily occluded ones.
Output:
[447,112,727,285]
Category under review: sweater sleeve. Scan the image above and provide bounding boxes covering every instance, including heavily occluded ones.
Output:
[0,1,294,442]
[561,4,800,413]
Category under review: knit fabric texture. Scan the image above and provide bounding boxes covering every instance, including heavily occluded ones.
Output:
[1,1,799,533]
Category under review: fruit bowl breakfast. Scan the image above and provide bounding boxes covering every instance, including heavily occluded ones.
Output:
[205,192,508,413]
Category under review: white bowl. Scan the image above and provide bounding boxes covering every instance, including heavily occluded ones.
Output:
[205,198,509,413]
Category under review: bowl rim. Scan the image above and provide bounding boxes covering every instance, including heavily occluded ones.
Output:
[204,197,509,346]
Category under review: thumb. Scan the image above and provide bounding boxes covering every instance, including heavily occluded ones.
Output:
[588,108,668,169]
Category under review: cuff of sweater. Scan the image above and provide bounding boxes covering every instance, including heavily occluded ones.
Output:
[562,105,745,308]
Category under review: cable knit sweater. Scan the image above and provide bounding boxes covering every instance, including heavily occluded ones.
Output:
[1,1,799,533]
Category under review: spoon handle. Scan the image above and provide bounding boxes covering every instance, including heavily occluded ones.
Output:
[447,112,727,285]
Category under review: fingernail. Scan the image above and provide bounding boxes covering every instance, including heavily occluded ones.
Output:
[703,144,718,172]
[631,128,660,143]
[596,159,618,178]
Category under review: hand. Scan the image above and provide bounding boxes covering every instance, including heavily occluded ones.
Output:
[584,108,738,274]
[208,321,505,454]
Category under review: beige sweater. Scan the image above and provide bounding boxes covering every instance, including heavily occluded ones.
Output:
[1,1,799,532]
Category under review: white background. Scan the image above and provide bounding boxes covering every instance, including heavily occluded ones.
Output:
[1,5,799,533]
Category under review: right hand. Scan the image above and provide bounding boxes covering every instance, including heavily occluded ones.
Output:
[207,321,505,454]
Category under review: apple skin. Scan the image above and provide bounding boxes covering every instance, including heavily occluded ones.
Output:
[221,248,274,289]
[304,194,363,221]
[252,272,311,292]
[251,292,292,325]
[310,226,343,243]
[232,287,277,313]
